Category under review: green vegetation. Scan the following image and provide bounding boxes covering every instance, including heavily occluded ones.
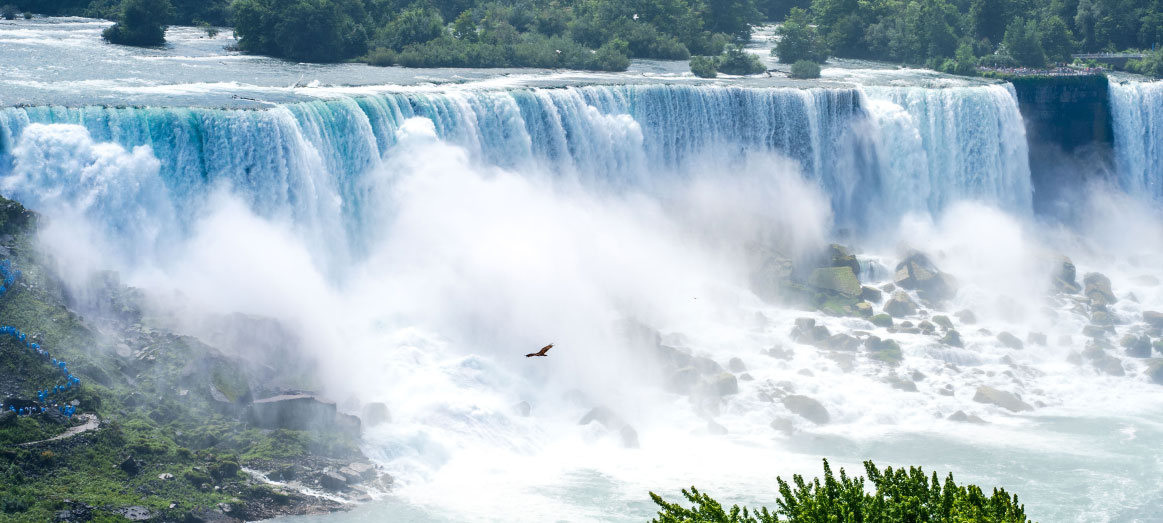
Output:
[651,459,1033,522]
[773,0,1163,72]
[788,59,820,78]
[690,55,718,77]
[1,4,16,19]
[772,8,825,63]
[101,0,172,46]
[689,44,766,76]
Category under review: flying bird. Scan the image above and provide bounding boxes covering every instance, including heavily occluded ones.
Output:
[525,343,554,358]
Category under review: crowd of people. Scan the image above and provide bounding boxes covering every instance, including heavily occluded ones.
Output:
[0,259,82,420]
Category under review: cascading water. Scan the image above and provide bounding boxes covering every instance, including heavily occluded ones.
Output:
[1111,79,1163,199]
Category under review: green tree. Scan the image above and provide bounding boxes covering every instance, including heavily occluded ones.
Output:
[101,0,173,47]
[1038,15,1074,63]
[788,59,821,77]
[773,7,827,63]
[233,0,369,62]
[375,7,443,50]
[1004,17,1046,66]
[689,54,718,77]
[717,44,766,74]
[709,0,762,39]
[1,4,16,19]
[970,0,1008,43]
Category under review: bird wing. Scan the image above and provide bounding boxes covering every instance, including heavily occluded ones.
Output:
[539,343,553,355]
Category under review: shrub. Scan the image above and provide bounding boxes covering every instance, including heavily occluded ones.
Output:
[1,5,16,20]
[774,8,827,63]
[365,47,397,66]
[102,0,173,47]
[789,60,821,78]
[717,45,766,75]
[650,460,1033,522]
[690,55,718,77]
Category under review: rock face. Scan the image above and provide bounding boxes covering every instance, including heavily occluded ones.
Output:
[781,395,830,424]
[808,267,862,297]
[893,251,957,302]
[883,291,918,318]
[972,386,1033,412]
[1083,272,1117,306]
[246,395,360,438]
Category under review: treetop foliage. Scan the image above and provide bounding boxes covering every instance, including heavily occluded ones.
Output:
[650,459,1034,523]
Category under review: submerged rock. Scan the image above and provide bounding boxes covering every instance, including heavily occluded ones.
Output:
[972,386,1032,412]
[883,291,917,318]
[781,395,830,424]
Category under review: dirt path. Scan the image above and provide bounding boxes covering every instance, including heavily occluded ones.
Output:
[18,414,99,446]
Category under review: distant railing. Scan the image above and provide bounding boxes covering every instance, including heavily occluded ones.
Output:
[1072,53,1146,59]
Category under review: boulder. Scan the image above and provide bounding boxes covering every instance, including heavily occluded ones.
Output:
[887,376,917,392]
[1052,255,1081,294]
[865,336,903,365]
[972,386,1033,412]
[893,251,957,302]
[579,406,622,428]
[1083,272,1117,306]
[361,402,391,427]
[1144,311,1163,329]
[854,302,874,318]
[247,395,358,437]
[954,309,977,324]
[667,367,699,394]
[825,243,861,276]
[339,467,364,484]
[119,456,140,476]
[860,286,883,303]
[781,395,830,424]
[947,410,986,424]
[826,333,860,351]
[347,462,377,482]
[1121,335,1152,358]
[883,291,917,318]
[656,345,693,368]
[932,315,953,330]
[1027,332,1047,346]
[1093,355,1125,376]
[707,373,739,396]
[870,313,893,328]
[320,471,347,491]
[996,332,1024,350]
[1145,360,1163,385]
[691,356,724,375]
[766,345,794,360]
[1090,308,1115,326]
[1082,325,1109,338]
[808,267,862,297]
[939,330,963,348]
[727,357,747,373]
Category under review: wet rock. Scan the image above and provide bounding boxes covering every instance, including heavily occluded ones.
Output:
[770,418,795,434]
[656,345,693,368]
[1090,308,1115,326]
[766,345,794,360]
[1083,272,1117,306]
[691,356,724,375]
[1093,355,1125,376]
[860,286,883,303]
[931,315,953,330]
[808,267,862,297]
[320,471,347,491]
[1155,340,1163,356]
[864,336,903,366]
[938,384,955,396]
[1145,360,1163,385]
[1052,255,1081,294]
[247,395,360,437]
[347,462,377,482]
[825,243,861,276]
[781,395,830,424]
[512,401,531,417]
[361,402,391,427]
[884,291,918,318]
[707,373,739,396]
[954,309,977,324]
[947,410,986,424]
[739,373,753,381]
[939,329,963,348]
[870,313,893,328]
[826,333,860,351]
[579,406,621,427]
[972,386,1033,412]
[854,301,874,318]
[1121,335,1152,358]
[620,425,640,448]
[1082,325,1109,338]
[707,420,728,435]
[1027,332,1047,346]
[881,282,897,293]
[728,357,747,373]
[918,320,936,334]
[158,473,173,480]
[1143,311,1163,329]
[996,332,1024,350]
[887,376,917,392]
[894,251,957,302]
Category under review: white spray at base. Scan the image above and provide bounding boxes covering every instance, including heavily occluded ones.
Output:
[3,83,1163,522]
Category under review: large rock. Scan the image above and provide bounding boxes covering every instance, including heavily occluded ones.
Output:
[706,373,739,396]
[1094,355,1125,376]
[826,333,860,351]
[893,251,957,302]
[246,395,360,437]
[1143,311,1163,329]
[883,291,917,318]
[1121,335,1152,358]
[667,367,700,394]
[1083,272,1117,306]
[996,332,1024,350]
[320,471,347,491]
[1145,359,1163,385]
[865,336,903,365]
[620,425,640,448]
[860,286,883,303]
[869,313,892,327]
[1052,255,1081,293]
[825,244,861,277]
[781,395,830,424]
[939,330,963,348]
[972,386,1033,412]
[361,402,391,427]
[808,267,861,297]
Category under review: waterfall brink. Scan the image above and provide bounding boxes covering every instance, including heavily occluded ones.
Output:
[0,84,1034,266]
[1111,80,1163,199]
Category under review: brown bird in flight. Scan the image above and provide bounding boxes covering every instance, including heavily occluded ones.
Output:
[525,343,554,358]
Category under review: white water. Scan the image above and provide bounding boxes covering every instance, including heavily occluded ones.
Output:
[5,17,1163,523]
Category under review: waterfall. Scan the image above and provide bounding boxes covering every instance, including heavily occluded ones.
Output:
[1111,79,1163,199]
